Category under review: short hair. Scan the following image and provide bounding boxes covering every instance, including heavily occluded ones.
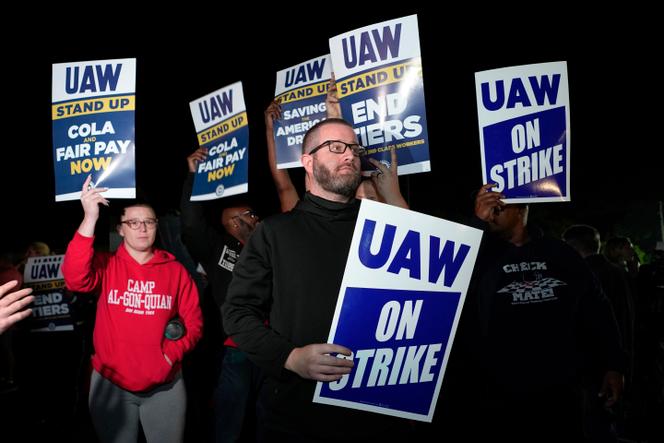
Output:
[27,241,51,256]
[301,118,354,154]
[562,224,600,255]
[120,201,156,219]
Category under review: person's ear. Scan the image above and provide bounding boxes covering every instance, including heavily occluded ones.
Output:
[116,225,124,237]
[301,153,313,174]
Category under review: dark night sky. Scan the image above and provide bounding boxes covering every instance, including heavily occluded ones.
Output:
[2,7,661,255]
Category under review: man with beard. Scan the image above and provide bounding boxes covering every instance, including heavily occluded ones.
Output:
[264,100,409,213]
[223,118,413,441]
[181,147,262,442]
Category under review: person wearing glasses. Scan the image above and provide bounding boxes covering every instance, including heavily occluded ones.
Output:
[180,148,262,442]
[264,77,408,214]
[62,176,203,443]
[223,118,413,441]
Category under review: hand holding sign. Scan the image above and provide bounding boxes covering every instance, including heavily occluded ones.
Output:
[325,73,341,119]
[264,101,282,132]
[285,343,354,382]
[78,175,108,237]
[474,183,505,223]
[80,175,109,219]
[187,147,208,173]
[368,148,408,209]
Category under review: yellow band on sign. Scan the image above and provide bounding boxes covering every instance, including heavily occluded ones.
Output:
[198,111,248,145]
[337,61,422,99]
[275,80,329,105]
[27,280,66,291]
[52,95,136,120]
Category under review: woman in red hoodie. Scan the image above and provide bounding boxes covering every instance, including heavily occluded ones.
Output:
[63,176,203,443]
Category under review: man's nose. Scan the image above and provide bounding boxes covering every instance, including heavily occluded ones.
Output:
[341,146,356,162]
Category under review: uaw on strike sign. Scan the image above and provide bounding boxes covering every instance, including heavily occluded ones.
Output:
[314,200,482,422]
[475,61,570,203]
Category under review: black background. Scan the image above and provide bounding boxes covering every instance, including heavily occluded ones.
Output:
[2,6,661,255]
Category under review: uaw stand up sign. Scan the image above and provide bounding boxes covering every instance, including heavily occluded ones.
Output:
[189,81,249,201]
[52,58,136,202]
[273,54,332,169]
[314,200,482,422]
[329,14,431,176]
[23,255,73,332]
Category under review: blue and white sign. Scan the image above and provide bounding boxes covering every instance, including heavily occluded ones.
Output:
[274,55,331,169]
[313,200,482,422]
[329,14,430,175]
[475,61,570,203]
[23,255,73,332]
[52,58,136,202]
[189,82,249,200]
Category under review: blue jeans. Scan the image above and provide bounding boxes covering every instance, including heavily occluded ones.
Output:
[213,346,262,443]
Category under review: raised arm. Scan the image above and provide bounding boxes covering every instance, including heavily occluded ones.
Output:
[63,176,109,293]
[325,73,342,119]
[77,175,108,236]
[265,101,300,212]
[180,147,221,265]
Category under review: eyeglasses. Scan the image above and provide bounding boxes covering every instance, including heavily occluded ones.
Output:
[307,140,366,157]
[231,210,257,221]
[121,219,158,230]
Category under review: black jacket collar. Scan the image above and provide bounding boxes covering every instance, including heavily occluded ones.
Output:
[297,192,360,221]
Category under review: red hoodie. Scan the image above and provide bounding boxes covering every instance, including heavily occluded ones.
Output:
[63,232,203,392]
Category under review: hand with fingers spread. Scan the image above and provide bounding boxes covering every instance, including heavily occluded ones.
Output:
[285,343,354,381]
[187,147,208,173]
[78,175,109,237]
[368,148,408,209]
[474,183,505,223]
[325,73,341,119]
[0,280,34,334]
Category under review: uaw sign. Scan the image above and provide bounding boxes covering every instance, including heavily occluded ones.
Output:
[23,255,73,332]
[273,54,332,169]
[314,200,482,421]
[189,81,249,200]
[475,61,570,203]
[52,58,137,202]
[329,14,431,176]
